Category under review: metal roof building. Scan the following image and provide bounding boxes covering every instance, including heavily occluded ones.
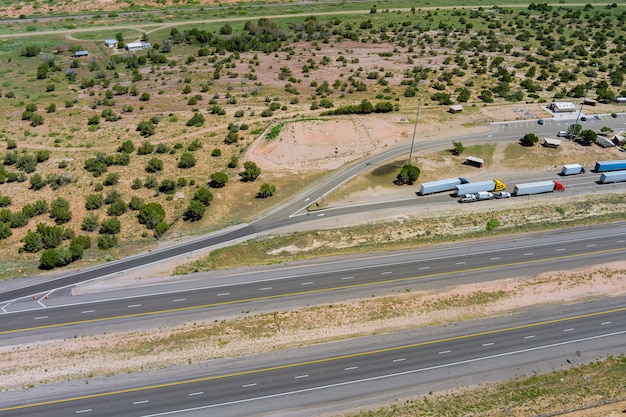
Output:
[547,102,576,113]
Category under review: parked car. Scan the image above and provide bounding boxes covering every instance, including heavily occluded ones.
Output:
[494,191,511,199]
[458,194,476,203]
[556,131,569,138]
[580,116,587,121]
[611,113,618,118]
[537,119,545,125]
[594,115,602,120]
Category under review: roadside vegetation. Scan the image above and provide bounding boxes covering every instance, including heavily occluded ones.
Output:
[174,192,626,274]
[347,354,626,417]
[1,2,626,273]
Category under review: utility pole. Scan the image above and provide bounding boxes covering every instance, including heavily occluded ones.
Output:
[408,79,427,166]
[571,81,592,139]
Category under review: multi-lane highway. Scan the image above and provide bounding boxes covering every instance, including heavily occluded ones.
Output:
[1,303,624,416]
[2,223,625,336]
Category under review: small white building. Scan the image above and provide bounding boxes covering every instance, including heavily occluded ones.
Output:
[448,104,464,114]
[543,138,561,148]
[125,42,151,51]
[104,39,118,48]
[548,102,576,113]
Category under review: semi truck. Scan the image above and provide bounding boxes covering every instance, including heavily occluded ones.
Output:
[419,177,468,195]
[599,170,626,184]
[455,179,506,196]
[513,180,565,196]
[594,159,626,172]
[561,164,584,176]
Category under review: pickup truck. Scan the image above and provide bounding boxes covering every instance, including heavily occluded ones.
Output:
[458,194,476,203]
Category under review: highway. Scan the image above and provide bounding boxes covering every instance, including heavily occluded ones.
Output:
[2,222,625,336]
[1,304,624,416]
[1,114,625,416]
[1,113,625,304]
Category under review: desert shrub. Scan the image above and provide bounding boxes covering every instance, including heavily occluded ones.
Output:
[138,202,165,229]
[183,200,205,222]
[99,217,121,234]
[49,197,72,225]
[97,234,118,249]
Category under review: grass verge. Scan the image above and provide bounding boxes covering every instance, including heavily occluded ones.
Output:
[173,193,626,275]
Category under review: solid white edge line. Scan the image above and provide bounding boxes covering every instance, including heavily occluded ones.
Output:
[137,330,626,417]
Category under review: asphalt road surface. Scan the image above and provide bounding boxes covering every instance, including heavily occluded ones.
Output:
[2,221,625,337]
[1,303,624,416]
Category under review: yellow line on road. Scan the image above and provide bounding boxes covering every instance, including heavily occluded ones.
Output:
[1,306,625,412]
[2,246,625,336]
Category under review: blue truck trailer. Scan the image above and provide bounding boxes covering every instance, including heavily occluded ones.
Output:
[594,159,626,172]
[419,177,468,195]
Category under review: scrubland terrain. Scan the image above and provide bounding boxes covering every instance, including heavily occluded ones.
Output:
[1,2,626,416]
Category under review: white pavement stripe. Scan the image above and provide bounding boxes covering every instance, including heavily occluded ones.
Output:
[341,276,353,280]
[260,287,272,291]
[490,257,500,260]
[34,316,48,320]
[295,375,309,379]
[601,321,612,325]
[242,383,257,388]
[344,366,358,371]
[438,350,451,354]
[217,293,230,297]
[563,328,574,332]
[172,298,186,302]
[419,266,430,270]
[301,282,314,285]
[523,253,533,256]
[381,271,392,275]
[133,400,149,405]
[81,310,95,314]
[128,304,141,308]
[524,335,535,339]
[482,342,494,347]
[188,392,203,396]
[75,409,92,414]
[392,358,406,362]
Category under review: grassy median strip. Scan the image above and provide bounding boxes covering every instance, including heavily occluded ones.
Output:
[174,193,626,274]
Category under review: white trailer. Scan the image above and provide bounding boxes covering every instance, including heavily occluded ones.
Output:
[419,177,466,195]
[455,179,505,196]
[513,180,565,196]
[599,170,626,184]
[561,164,583,176]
